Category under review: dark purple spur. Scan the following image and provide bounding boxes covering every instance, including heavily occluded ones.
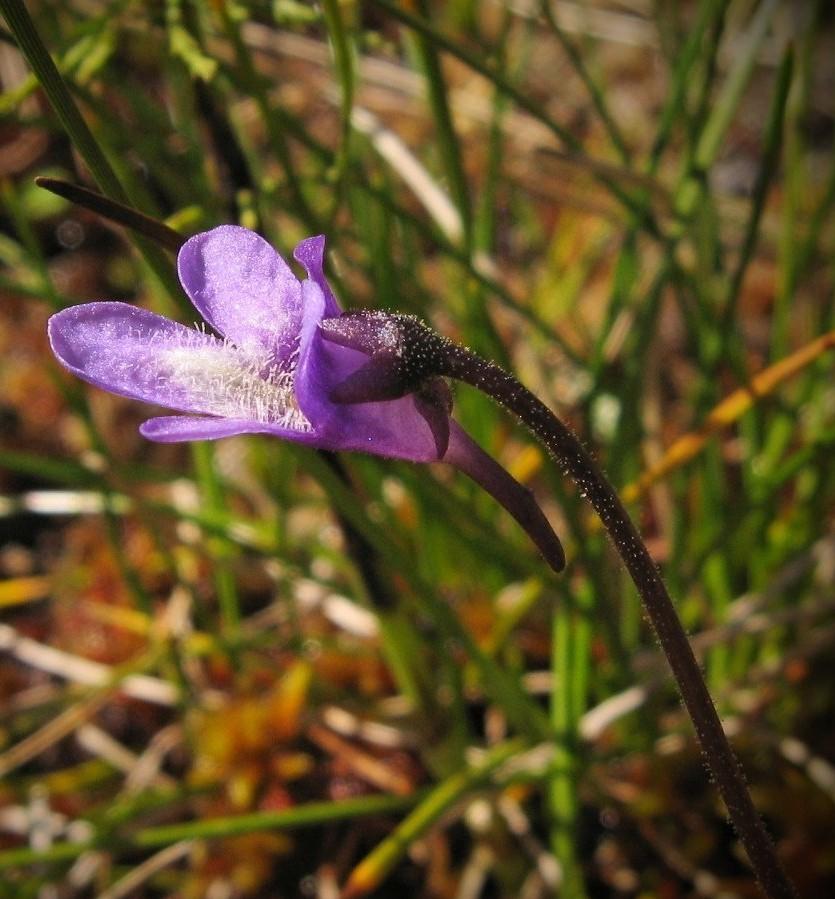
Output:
[48,225,564,570]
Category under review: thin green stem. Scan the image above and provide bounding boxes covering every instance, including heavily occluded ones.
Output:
[671,0,782,230]
[321,0,356,219]
[549,589,590,898]
[647,0,726,173]
[0,0,123,202]
[720,46,794,356]
[0,0,178,296]
[219,5,320,233]
[0,792,421,870]
[191,443,241,649]
[368,0,659,237]
[539,0,631,164]
[343,738,525,898]
[319,450,395,609]
[409,0,472,249]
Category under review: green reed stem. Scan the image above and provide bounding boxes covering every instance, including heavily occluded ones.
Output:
[0,792,421,870]
[0,0,178,297]
[369,0,657,236]
[539,0,630,164]
[672,0,782,230]
[191,443,241,649]
[343,738,525,898]
[549,586,591,898]
[720,47,793,355]
[321,0,356,214]
[409,0,473,249]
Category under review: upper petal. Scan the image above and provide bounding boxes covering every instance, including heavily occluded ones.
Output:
[48,301,310,430]
[294,283,445,462]
[178,225,302,352]
[293,235,342,318]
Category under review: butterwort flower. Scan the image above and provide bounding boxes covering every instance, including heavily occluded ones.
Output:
[48,225,564,571]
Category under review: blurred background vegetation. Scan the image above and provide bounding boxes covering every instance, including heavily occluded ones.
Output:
[1,0,834,896]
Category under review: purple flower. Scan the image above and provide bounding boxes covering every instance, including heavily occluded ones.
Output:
[48,225,564,570]
[49,226,439,459]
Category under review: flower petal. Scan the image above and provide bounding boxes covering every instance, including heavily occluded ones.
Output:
[139,415,322,444]
[327,354,408,404]
[412,379,452,458]
[295,283,445,462]
[49,302,217,409]
[140,416,272,442]
[48,301,310,430]
[178,225,302,352]
[293,235,342,318]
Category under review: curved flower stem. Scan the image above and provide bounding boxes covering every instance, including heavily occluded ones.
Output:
[432,343,796,899]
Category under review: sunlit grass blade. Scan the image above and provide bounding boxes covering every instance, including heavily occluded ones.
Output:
[368,0,656,233]
[218,5,321,233]
[321,0,357,212]
[549,580,593,899]
[0,0,179,297]
[672,0,782,227]
[406,0,472,248]
[342,738,525,898]
[190,443,242,649]
[0,792,423,871]
[618,329,835,508]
